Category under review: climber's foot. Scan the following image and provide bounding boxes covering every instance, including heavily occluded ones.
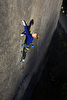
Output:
[20,59,25,63]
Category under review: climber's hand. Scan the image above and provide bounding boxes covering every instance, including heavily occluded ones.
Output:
[21,34,24,36]
[22,20,26,26]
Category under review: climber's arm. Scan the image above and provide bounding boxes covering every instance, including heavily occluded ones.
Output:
[24,33,26,35]
[24,26,30,38]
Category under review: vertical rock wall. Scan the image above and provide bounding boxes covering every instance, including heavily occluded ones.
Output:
[0,0,62,100]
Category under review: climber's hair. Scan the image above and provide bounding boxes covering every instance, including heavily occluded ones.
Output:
[32,32,39,40]
[36,34,39,40]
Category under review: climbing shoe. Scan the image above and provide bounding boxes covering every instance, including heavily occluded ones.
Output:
[20,59,25,63]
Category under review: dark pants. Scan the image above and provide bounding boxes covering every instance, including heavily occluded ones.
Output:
[22,47,28,59]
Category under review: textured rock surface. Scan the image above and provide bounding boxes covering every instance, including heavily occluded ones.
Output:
[0,0,62,100]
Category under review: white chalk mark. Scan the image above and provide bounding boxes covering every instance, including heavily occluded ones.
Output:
[43,9,45,12]
[28,6,31,10]
[24,12,26,16]
[41,16,43,24]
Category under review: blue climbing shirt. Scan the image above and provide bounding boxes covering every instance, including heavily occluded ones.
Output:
[24,26,34,45]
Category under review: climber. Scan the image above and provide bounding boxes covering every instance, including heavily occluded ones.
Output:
[20,20,39,63]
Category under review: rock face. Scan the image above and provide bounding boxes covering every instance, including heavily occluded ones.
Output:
[0,0,62,100]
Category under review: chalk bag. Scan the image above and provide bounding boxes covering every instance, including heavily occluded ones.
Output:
[31,43,34,48]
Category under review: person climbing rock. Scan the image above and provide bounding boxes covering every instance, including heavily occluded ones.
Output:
[20,20,39,63]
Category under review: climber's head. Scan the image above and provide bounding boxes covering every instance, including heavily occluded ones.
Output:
[32,33,39,40]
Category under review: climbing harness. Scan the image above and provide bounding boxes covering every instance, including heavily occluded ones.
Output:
[25,44,30,51]
[22,43,34,50]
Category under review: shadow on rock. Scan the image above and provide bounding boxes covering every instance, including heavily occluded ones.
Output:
[30,21,67,100]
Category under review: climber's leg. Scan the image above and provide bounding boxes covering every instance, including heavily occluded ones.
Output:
[22,47,27,59]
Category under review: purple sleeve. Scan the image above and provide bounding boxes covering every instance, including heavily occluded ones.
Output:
[24,33,26,35]
[24,26,31,38]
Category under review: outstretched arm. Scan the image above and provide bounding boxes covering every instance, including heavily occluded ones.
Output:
[24,26,30,38]
[21,32,26,36]
[22,20,31,38]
